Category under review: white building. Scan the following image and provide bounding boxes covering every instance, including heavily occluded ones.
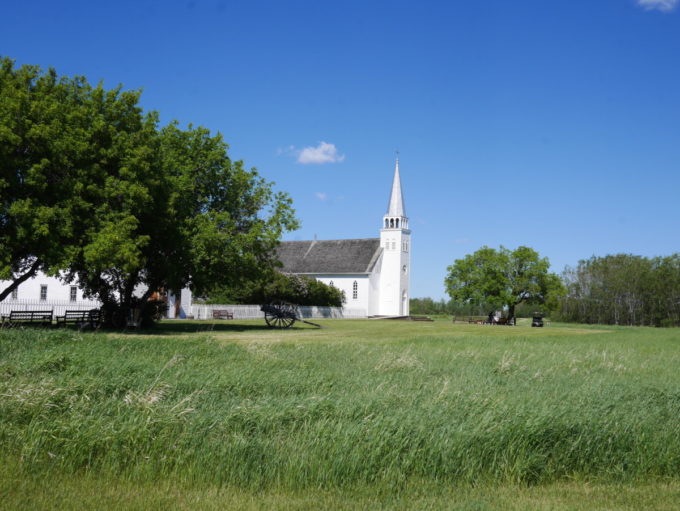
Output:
[276,159,411,317]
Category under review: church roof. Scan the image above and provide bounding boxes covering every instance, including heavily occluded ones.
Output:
[386,158,406,217]
[276,238,382,274]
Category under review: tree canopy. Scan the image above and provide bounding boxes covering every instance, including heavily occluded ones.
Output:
[444,246,564,319]
[0,57,299,317]
[205,271,345,307]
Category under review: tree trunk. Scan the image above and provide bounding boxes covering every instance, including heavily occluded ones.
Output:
[0,260,41,302]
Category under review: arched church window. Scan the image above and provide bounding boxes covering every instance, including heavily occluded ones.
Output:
[352,281,358,300]
[384,218,389,228]
[389,218,394,228]
[395,218,399,228]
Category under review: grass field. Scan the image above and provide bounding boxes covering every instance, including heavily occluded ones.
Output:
[1,319,679,509]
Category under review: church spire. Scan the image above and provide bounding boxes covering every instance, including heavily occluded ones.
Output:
[386,157,406,217]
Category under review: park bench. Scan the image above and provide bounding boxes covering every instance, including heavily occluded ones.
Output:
[467,316,485,325]
[1,310,53,327]
[56,309,101,329]
[212,310,234,320]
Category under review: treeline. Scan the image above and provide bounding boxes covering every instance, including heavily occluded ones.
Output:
[410,297,493,317]
[410,298,546,317]
[554,254,680,327]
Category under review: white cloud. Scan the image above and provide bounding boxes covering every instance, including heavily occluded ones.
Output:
[636,0,678,12]
[314,192,328,201]
[297,142,345,164]
[276,145,295,155]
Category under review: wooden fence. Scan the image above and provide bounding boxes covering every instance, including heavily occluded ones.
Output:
[0,298,102,317]
[190,304,367,320]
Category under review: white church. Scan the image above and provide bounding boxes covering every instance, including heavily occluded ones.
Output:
[276,159,411,317]
[1,160,411,319]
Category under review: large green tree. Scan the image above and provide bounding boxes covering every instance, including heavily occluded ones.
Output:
[0,57,133,301]
[444,246,564,319]
[1,57,299,320]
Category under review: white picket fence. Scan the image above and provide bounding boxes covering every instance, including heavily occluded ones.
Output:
[190,304,367,320]
[0,298,102,317]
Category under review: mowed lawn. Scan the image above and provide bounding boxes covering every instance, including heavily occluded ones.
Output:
[1,319,679,510]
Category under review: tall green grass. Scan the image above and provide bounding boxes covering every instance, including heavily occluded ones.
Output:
[1,321,679,491]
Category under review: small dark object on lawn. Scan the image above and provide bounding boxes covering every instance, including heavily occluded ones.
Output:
[532,313,544,327]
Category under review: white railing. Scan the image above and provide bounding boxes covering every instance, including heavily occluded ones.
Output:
[190,304,367,320]
[0,298,102,317]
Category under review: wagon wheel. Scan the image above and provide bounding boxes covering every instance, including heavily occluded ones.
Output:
[264,300,297,329]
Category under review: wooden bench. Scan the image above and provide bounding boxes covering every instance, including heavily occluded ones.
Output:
[468,316,485,325]
[56,309,101,329]
[1,310,53,327]
[212,310,234,320]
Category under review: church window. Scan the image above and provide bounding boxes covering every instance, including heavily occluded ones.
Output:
[384,219,389,228]
[395,218,399,228]
[391,240,396,250]
[403,265,407,274]
[353,281,358,300]
[390,218,394,228]
[40,285,47,301]
[329,280,334,287]
[11,287,18,300]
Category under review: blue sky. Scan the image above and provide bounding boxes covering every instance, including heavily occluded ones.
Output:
[2,0,679,300]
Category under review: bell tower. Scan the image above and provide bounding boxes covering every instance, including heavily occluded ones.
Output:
[378,158,411,316]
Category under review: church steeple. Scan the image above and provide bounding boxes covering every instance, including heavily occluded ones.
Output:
[387,158,406,217]
[379,158,411,316]
[383,158,408,230]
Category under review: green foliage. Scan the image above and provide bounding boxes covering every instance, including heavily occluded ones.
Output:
[206,271,345,307]
[555,253,680,326]
[444,246,565,318]
[409,297,493,316]
[0,57,299,317]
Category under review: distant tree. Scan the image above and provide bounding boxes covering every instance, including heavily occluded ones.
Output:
[556,254,680,326]
[444,246,564,319]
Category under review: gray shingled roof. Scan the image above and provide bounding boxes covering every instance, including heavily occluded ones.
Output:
[276,239,382,274]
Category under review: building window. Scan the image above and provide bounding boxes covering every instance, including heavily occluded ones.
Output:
[391,240,396,250]
[70,286,77,302]
[403,265,408,274]
[11,287,18,300]
[395,218,399,228]
[352,280,358,300]
[40,285,47,301]
[329,280,334,287]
